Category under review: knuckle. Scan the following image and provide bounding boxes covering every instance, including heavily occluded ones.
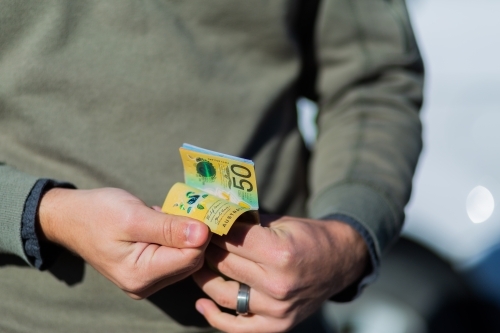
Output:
[265,277,296,300]
[162,215,176,245]
[213,293,234,309]
[122,209,143,237]
[273,244,296,270]
[216,259,240,279]
[118,272,149,296]
[121,279,144,295]
[183,250,205,273]
[192,253,205,271]
[269,302,292,319]
[126,292,145,300]
[211,253,229,272]
[216,257,230,273]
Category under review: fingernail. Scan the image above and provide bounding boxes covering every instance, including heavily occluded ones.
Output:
[195,303,205,315]
[186,222,201,245]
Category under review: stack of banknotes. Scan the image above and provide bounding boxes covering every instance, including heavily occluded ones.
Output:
[162,144,260,235]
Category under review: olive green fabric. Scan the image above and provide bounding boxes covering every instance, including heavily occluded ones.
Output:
[0,165,38,261]
[0,0,422,332]
[309,0,423,256]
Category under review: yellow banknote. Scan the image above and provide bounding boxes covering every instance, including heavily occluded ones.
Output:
[161,144,260,235]
[162,182,258,236]
[179,143,259,210]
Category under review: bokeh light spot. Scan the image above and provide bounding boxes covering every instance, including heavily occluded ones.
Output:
[466,186,494,223]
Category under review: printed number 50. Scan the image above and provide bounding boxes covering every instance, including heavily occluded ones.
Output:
[231,164,253,192]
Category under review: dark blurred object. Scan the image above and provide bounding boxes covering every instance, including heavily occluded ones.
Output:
[428,296,500,333]
[289,309,331,333]
[322,237,500,333]
[462,245,500,309]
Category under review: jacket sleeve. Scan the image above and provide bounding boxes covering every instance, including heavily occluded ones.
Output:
[0,164,74,267]
[0,164,40,262]
[308,0,423,260]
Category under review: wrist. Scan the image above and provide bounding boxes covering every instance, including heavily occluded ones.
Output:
[324,220,370,292]
[321,215,382,302]
[38,187,74,246]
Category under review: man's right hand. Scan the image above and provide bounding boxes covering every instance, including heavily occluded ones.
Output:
[38,187,210,299]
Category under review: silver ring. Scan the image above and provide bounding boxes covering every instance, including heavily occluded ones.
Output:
[236,283,250,315]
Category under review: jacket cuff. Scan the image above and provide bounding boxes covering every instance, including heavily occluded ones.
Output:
[322,214,379,302]
[308,182,403,301]
[21,179,76,270]
[308,182,402,259]
[0,165,40,261]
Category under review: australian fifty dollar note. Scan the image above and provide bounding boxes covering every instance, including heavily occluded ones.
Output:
[162,144,259,235]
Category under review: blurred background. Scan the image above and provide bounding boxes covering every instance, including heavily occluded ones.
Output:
[403,0,500,276]
[296,0,500,332]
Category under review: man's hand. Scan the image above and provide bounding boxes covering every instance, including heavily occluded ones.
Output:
[193,216,368,333]
[38,187,210,299]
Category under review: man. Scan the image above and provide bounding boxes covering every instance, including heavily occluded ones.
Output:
[0,0,423,332]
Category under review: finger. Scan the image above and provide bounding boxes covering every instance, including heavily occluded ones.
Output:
[145,243,205,274]
[196,299,289,333]
[151,205,162,212]
[125,208,210,248]
[120,243,205,293]
[126,267,195,299]
[210,220,287,262]
[193,265,282,316]
[210,223,267,261]
[204,245,269,293]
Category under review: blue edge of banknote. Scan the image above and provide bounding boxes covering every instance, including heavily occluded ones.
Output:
[182,143,254,165]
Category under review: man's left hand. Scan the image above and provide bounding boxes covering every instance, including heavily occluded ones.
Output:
[193,215,369,333]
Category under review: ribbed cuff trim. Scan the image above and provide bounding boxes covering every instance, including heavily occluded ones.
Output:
[21,179,76,270]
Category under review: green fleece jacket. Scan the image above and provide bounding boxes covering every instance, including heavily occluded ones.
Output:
[0,0,423,332]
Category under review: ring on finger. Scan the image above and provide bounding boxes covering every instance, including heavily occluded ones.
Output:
[236,283,250,315]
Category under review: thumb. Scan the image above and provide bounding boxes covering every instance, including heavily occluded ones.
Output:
[125,208,210,248]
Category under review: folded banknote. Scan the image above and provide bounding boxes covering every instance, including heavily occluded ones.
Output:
[162,144,260,235]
